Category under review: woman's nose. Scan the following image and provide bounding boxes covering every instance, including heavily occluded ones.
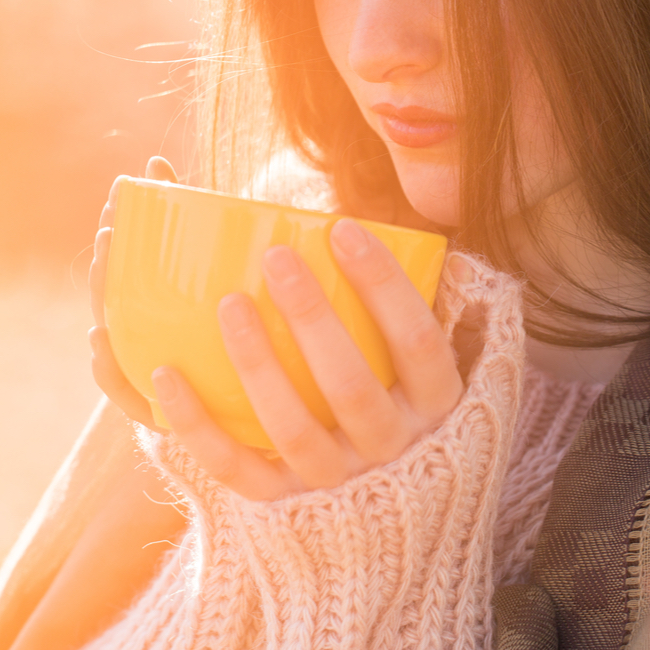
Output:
[347,0,445,84]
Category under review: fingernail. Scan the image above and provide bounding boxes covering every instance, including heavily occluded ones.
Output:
[152,368,177,402]
[219,295,254,334]
[145,157,158,179]
[331,219,369,257]
[108,175,126,207]
[264,246,301,284]
[99,202,113,228]
[88,325,108,349]
[151,157,177,182]
[94,231,106,258]
[448,255,474,284]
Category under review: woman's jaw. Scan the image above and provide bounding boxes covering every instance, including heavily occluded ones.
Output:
[389,152,461,228]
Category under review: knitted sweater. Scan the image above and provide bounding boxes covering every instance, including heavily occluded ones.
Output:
[83,255,603,650]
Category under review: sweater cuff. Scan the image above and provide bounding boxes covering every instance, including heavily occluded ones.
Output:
[137,254,525,647]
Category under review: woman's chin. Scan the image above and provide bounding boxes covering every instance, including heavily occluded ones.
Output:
[393,164,461,229]
[403,193,460,230]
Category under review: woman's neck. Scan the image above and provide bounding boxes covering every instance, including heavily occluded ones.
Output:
[524,338,635,384]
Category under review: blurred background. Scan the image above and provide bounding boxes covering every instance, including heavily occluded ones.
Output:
[0,0,198,563]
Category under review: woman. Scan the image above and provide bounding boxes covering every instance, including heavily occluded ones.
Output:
[4,0,650,647]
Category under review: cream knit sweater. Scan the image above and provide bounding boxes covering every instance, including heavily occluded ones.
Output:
[83,255,602,650]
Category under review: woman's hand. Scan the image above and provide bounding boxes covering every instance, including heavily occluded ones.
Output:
[151,219,465,501]
[88,156,178,433]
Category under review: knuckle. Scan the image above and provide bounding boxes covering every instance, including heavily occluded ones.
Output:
[176,406,204,432]
[329,369,376,412]
[88,326,108,354]
[285,291,328,325]
[172,393,213,436]
[93,228,112,262]
[276,422,315,457]
[363,248,400,288]
[206,448,240,485]
[89,259,103,288]
[99,203,114,228]
[230,336,270,373]
[96,226,112,244]
[401,318,441,359]
[88,324,100,343]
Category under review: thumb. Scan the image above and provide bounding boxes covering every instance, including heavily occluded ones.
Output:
[145,156,178,183]
[446,253,484,380]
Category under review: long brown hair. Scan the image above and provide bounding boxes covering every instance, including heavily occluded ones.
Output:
[196,0,650,347]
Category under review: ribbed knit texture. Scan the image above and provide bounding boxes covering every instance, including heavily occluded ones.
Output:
[83,254,601,650]
[493,368,603,588]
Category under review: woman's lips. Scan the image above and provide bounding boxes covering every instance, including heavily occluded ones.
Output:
[371,103,457,148]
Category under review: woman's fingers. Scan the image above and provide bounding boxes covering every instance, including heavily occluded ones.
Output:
[262,246,404,462]
[99,200,115,229]
[89,326,162,432]
[89,157,180,431]
[99,176,124,228]
[95,176,121,314]
[218,293,350,487]
[145,156,178,182]
[330,219,463,423]
[151,367,293,500]
[89,227,112,326]
[94,158,178,318]
[98,157,176,230]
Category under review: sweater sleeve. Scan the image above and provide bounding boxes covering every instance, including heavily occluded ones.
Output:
[86,254,525,650]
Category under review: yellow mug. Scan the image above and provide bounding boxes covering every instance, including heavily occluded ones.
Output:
[105,177,447,449]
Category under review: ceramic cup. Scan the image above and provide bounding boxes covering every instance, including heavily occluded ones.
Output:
[105,177,447,449]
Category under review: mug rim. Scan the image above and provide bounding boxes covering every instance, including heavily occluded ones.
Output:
[118,175,448,243]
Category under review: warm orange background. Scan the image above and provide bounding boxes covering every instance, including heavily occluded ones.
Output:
[0,0,197,562]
